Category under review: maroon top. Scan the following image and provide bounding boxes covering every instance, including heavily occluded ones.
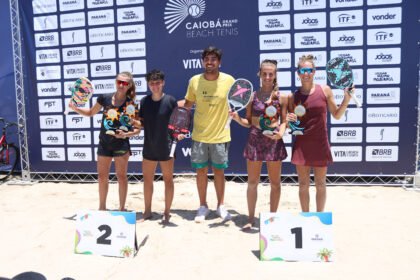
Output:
[251,91,281,118]
[291,84,333,167]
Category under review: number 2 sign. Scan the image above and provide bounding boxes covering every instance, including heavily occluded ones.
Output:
[75,210,137,258]
[260,212,333,262]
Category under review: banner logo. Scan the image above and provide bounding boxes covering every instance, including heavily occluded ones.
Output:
[260,53,291,68]
[366,146,398,161]
[330,30,363,47]
[294,12,326,29]
[367,7,401,25]
[295,51,326,67]
[60,12,85,29]
[68,148,93,161]
[330,108,363,124]
[260,34,291,50]
[294,0,326,10]
[367,68,400,85]
[366,88,399,104]
[366,127,399,142]
[61,29,86,45]
[366,107,399,123]
[331,146,362,162]
[367,28,401,45]
[259,14,290,31]
[42,148,65,161]
[164,0,206,34]
[33,0,57,14]
[40,115,63,129]
[331,127,362,143]
[41,132,64,145]
[87,0,113,8]
[118,25,145,41]
[118,42,146,58]
[330,50,363,65]
[117,7,145,23]
[294,32,326,48]
[89,27,115,43]
[330,0,362,8]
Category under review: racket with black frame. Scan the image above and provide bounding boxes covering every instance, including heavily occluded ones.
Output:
[168,106,192,158]
[64,77,94,115]
[326,57,361,108]
[225,78,253,129]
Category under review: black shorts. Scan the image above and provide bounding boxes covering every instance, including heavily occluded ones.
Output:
[97,138,131,157]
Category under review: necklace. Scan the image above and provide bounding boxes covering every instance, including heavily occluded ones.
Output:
[258,89,271,102]
[112,93,126,107]
[300,85,314,95]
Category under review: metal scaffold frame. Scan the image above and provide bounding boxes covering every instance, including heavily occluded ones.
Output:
[6,0,418,188]
[28,172,413,187]
[9,0,31,182]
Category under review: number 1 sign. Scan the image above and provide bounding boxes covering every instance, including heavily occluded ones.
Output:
[75,210,137,258]
[260,212,333,261]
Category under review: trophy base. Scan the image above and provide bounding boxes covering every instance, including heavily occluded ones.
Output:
[262,130,274,136]
[291,130,304,135]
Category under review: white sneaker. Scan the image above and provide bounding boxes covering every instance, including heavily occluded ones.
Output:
[216,205,231,221]
[194,206,210,223]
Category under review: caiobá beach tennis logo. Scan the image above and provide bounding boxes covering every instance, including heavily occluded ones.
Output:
[164,0,206,34]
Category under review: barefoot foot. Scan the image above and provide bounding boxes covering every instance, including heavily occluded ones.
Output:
[138,212,152,223]
[241,222,254,231]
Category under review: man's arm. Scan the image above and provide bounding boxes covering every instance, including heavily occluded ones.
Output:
[178,99,195,108]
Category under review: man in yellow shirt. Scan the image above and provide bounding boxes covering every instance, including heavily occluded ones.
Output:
[179,46,235,222]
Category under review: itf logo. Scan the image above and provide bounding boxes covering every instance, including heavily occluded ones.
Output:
[164,0,206,34]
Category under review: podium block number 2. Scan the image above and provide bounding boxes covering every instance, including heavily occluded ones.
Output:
[75,210,136,258]
[260,212,333,261]
[97,224,112,245]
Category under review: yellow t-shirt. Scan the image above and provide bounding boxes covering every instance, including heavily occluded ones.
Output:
[185,72,235,143]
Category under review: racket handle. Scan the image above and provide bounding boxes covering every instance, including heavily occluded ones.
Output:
[64,99,73,115]
[350,93,361,108]
[225,115,233,129]
[169,141,176,158]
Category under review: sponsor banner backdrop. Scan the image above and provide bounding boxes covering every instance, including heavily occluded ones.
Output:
[18,0,419,175]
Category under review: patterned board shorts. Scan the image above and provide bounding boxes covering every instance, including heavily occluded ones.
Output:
[243,126,287,162]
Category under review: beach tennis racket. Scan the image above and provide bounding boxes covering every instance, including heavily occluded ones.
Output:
[326,57,361,108]
[64,77,94,115]
[168,107,192,158]
[225,78,253,129]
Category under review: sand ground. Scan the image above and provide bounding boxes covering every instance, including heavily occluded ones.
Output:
[1,177,420,280]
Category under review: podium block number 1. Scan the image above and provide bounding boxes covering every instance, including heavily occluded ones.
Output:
[260,212,333,261]
[291,227,302,249]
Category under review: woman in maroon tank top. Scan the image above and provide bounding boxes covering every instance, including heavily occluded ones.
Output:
[286,55,354,212]
[232,59,288,230]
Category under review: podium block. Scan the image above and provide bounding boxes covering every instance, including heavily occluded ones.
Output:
[75,210,137,258]
[260,212,333,261]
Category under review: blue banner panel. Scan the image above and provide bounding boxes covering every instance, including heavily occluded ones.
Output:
[19,0,419,175]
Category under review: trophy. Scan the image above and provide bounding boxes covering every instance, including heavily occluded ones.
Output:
[289,102,307,135]
[119,101,138,132]
[259,101,280,136]
[104,106,121,135]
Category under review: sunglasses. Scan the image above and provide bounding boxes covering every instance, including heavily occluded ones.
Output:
[116,80,130,86]
[297,68,314,74]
